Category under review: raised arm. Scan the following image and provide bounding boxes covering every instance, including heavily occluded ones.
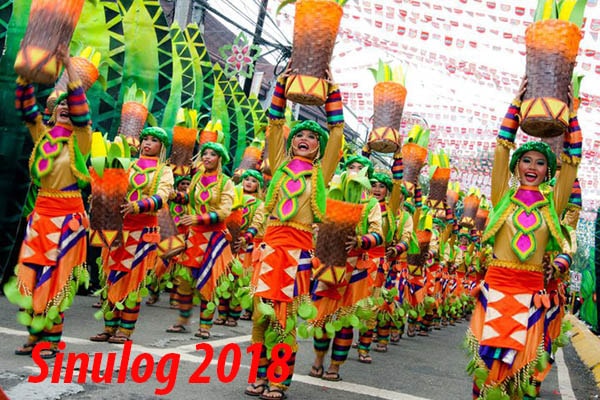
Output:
[491,80,526,205]
[321,83,344,183]
[267,76,288,172]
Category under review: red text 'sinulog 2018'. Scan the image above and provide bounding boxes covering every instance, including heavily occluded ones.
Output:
[28,341,293,395]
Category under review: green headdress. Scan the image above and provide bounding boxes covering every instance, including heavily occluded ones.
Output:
[201,142,230,164]
[174,174,191,187]
[371,172,392,191]
[286,120,329,159]
[344,155,374,178]
[509,141,557,179]
[241,169,264,188]
[140,126,170,147]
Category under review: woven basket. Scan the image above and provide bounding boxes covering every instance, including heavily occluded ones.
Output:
[460,195,480,228]
[198,129,218,146]
[401,142,427,186]
[541,135,563,169]
[368,82,406,153]
[225,209,244,252]
[474,208,489,232]
[170,126,197,176]
[118,102,148,151]
[47,56,99,111]
[446,189,459,211]
[315,199,364,268]
[89,168,129,248]
[521,19,581,138]
[14,0,85,84]
[285,0,343,105]
[157,207,185,259]
[429,168,451,202]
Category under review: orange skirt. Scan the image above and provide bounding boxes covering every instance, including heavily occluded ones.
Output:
[103,213,158,304]
[17,192,87,314]
[469,265,545,387]
[178,222,233,300]
[252,225,312,328]
[311,248,373,323]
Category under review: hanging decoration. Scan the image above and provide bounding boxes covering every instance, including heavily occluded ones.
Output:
[219,31,262,79]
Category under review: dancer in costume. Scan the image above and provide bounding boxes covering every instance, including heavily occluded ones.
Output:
[354,153,411,361]
[232,169,266,322]
[165,142,234,339]
[215,169,265,327]
[309,155,382,380]
[90,127,173,344]
[466,80,581,399]
[146,174,191,307]
[244,71,343,400]
[9,48,91,359]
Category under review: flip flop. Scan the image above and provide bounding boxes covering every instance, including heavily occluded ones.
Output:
[14,343,36,356]
[308,365,324,378]
[166,324,188,333]
[244,382,268,397]
[322,371,342,382]
[195,329,210,339]
[259,388,287,400]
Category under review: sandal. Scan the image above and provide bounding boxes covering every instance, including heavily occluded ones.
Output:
[407,325,416,337]
[108,332,131,344]
[225,318,238,327]
[259,388,287,400]
[244,382,268,397]
[92,301,103,309]
[195,329,210,339]
[308,365,324,378]
[322,371,342,382]
[15,342,36,356]
[390,332,401,344]
[90,332,113,342]
[145,295,159,306]
[358,352,372,364]
[166,324,188,333]
[374,344,388,353]
[39,347,59,360]
[240,311,252,320]
[213,318,226,325]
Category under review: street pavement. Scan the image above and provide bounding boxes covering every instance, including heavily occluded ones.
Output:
[0,294,597,400]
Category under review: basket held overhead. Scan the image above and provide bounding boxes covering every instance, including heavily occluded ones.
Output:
[367,60,407,153]
[14,0,86,84]
[282,0,346,106]
[520,0,586,138]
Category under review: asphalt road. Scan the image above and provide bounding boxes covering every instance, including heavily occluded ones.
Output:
[0,294,598,400]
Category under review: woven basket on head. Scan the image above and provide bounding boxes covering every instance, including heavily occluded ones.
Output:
[401,143,427,186]
[14,0,85,84]
[118,102,148,152]
[198,129,218,146]
[170,126,197,176]
[285,0,343,105]
[521,19,581,138]
[89,168,129,248]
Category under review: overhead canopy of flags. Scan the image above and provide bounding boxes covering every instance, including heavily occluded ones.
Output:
[211,0,600,218]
